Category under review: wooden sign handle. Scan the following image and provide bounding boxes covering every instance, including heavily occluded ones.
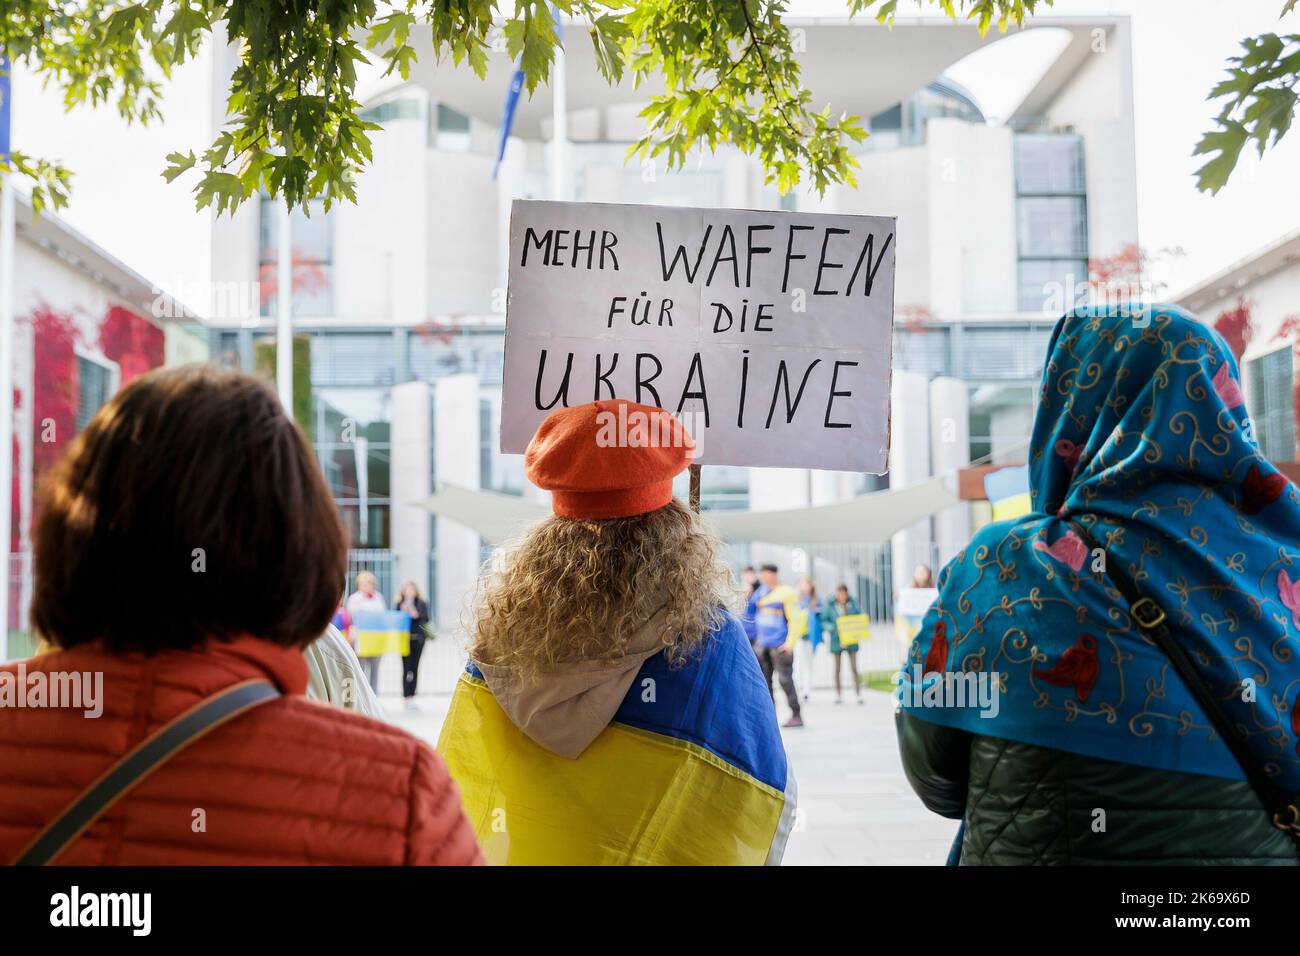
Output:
[688,463,701,514]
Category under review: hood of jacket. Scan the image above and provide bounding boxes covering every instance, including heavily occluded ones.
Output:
[475,607,673,759]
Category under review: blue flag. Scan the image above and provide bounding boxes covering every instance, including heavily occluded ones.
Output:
[0,57,11,161]
[492,67,525,179]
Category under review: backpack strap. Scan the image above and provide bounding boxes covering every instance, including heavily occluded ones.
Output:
[14,678,281,866]
[1068,519,1300,849]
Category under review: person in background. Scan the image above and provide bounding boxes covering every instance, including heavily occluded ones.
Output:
[792,576,822,703]
[754,563,803,728]
[911,564,934,589]
[0,365,481,865]
[822,584,863,705]
[897,305,1300,865]
[396,580,431,711]
[346,571,387,694]
[740,565,759,644]
[439,400,794,864]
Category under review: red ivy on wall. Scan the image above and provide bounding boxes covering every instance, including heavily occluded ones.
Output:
[100,305,164,384]
[29,305,81,487]
[1213,298,1256,361]
[21,304,164,546]
[9,389,19,556]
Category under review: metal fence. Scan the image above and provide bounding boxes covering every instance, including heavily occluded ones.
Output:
[346,549,395,605]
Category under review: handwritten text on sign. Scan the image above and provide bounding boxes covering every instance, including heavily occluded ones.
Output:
[500,200,896,472]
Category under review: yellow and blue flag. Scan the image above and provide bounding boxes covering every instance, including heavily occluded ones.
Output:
[983,464,1032,521]
[438,612,796,865]
[352,610,410,658]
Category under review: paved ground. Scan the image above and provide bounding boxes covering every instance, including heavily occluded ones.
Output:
[379,662,959,866]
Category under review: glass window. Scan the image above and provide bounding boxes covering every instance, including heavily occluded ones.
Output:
[312,387,391,444]
[1015,134,1085,194]
[1017,196,1088,259]
[478,392,525,494]
[1017,258,1089,313]
[436,104,472,151]
[893,327,951,377]
[259,196,334,318]
[409,330,505,386]
[336,504,391,550]
[696,464,751,512]
[969,383,1036,464]
[75,354,116,433]
[960,325,1056,381]
[309,334,399,387]
[1247,347,1297,460]
[316,444,391,500]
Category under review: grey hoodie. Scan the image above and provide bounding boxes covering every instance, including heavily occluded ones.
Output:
[475,610,673,759]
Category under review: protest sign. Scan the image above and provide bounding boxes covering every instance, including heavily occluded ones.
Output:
[500,200,896,472]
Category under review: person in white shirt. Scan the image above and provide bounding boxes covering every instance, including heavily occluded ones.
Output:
[305,624,384,718]
[345,571,388,694]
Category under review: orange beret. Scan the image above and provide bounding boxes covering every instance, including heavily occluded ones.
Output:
[524,400,695,520]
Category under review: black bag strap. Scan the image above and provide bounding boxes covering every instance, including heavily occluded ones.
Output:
[1068,519,1300,849]
[13,678,281,866]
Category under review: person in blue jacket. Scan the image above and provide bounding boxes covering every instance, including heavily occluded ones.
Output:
[753,564,803,727]
[741,565,759,644]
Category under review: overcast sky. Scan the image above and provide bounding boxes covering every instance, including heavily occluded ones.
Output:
[9,0,1298,304]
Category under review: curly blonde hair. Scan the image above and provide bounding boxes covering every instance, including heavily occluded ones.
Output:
[469,499,733,678]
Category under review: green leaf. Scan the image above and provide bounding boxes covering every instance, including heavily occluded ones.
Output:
[162,150,197,183]
[1193,121,1249,194]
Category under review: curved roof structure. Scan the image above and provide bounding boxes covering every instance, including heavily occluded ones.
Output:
[393,15,1127,138]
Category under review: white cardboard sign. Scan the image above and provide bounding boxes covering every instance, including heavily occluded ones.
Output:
[500,200,896,473]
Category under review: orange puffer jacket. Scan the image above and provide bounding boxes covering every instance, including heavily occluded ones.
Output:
[0,636,484,865]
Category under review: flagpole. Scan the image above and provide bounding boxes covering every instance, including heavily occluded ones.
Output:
[0,58,15,661]
[276,199,292,412]
[550,6,570,202]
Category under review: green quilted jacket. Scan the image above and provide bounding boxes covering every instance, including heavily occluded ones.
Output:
[897,710,1300,865]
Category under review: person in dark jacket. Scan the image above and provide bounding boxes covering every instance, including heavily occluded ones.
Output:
[896,304,1300,865]
[396,581,431,710]
[821,584,862,705]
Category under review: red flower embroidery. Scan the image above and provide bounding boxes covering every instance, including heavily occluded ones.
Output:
[1033,634,1100,702]
[1240,464,1288,516]
[923,621,949,676]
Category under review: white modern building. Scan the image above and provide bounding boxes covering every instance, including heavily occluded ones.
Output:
[1175,229,1299,464]
[206,14,1140,647]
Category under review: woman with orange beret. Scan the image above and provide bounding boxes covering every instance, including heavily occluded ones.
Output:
[438,399,796,864]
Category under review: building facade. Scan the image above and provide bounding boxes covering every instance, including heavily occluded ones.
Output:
[1175,230,1300,465]
[4,196,203,648]
[206,15,1140,641]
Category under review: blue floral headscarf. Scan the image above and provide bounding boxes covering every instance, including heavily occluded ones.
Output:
[899,304,1300,789]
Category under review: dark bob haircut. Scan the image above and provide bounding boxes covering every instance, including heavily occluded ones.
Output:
[32,364,348,653]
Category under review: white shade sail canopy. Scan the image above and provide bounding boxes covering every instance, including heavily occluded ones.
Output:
[417,475,960,545]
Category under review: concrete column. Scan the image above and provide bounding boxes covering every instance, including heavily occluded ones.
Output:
[434,373,482,632]
[748,467,811,582]
[890,369,932,589]
[496,136,526,294]
[929,376,970,567]
[391,380,433,601]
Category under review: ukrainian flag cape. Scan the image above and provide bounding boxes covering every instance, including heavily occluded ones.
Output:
[438,611,796,865]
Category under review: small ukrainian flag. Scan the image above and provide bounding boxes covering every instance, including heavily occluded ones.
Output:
[984,464,1032,521]
[353,610,411,658]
